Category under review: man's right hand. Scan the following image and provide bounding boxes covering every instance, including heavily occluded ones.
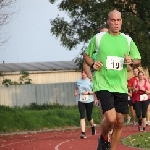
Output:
[93,61,103,70]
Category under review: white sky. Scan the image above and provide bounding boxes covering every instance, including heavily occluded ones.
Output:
[0,0,81,63]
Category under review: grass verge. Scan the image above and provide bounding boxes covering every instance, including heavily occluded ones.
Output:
[0,104,100,133]
[122,132,150,149]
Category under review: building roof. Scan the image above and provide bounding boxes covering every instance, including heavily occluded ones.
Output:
[0,61,79,72]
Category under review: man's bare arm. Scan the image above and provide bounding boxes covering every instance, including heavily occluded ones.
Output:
[83,52,103,71]
[132,59,141,68]
[83,53,94,66]
[124,54,141,68]
[83,61,92,79]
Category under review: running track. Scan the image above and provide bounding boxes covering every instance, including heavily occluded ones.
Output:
[0,125,149,150]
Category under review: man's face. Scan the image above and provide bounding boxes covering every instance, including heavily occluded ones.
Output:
[107,13,122,34]
[133,68,139,77]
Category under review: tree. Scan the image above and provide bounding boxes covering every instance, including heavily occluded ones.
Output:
[0,0,17,46]
[49,0,150,72]
[2,70,32,87]
[19,70,32,85]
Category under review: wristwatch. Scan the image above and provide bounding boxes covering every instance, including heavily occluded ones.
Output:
[88,92,90,95]
[90,63,95,72]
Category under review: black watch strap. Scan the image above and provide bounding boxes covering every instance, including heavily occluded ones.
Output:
[90,62,94,69]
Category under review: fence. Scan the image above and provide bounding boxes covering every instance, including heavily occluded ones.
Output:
[0,82,77,107]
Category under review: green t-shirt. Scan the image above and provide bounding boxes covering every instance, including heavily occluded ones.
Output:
[92,53,96,61]
[85,32,141,93]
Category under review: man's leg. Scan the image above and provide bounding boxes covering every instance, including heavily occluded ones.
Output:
[96,90,115,150]
[97,108,116,150]
[110,92,128,150]
[110,112,124,150]
[101,108,116,137]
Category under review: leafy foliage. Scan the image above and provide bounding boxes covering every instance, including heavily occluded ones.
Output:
[19,70,32,84]
[2,70,32,87]
[2,79,18,87]
[49,0,150,72]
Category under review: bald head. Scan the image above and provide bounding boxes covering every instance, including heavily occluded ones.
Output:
[107,10,122,35]
[108,10,121,19]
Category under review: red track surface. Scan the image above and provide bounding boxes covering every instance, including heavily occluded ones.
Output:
[0,125,149,150]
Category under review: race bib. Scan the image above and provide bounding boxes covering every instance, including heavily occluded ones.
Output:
[140,94,148,101]
[80,95,89,101]
[106,56,124,70]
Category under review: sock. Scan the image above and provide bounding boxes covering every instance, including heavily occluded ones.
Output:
[103,137,108,142]
[82,132,85,135]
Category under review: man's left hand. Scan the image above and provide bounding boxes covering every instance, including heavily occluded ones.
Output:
[124,54,132,65]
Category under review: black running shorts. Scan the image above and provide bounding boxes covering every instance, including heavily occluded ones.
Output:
[95,90,128,114]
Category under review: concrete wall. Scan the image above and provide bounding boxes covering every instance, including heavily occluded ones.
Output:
[0,83,77,107]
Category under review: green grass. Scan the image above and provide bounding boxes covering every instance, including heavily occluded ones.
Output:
[0,104,100,133]
[122,132,150,149]
[1,104,150,149]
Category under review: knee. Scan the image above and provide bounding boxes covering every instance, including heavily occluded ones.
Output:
[107,117,116,125]
[115,119,124,128]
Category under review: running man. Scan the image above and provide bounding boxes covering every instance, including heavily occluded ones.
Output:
[83,10,141,150]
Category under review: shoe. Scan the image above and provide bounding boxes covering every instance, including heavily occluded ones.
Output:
[138,125,143,132]
[80,133,87,139]
[127,116,131,124]
[91,124,96,135]
[97,134,111,150]
[146,121,150,126]
[132,121,137,126]
[143,127,146,132]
